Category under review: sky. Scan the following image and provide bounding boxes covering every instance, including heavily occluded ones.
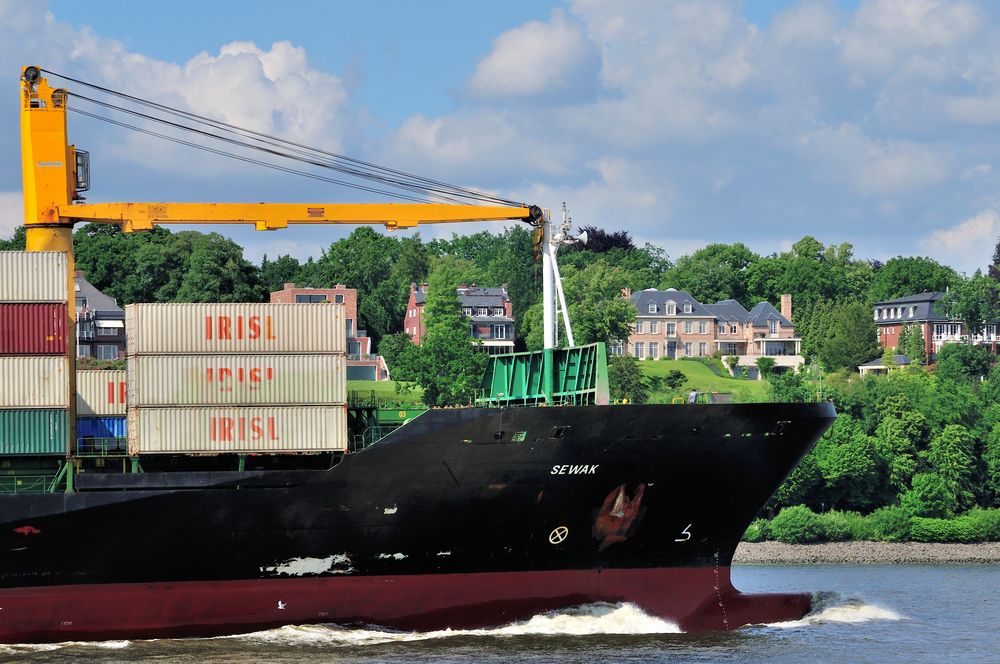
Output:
[3,0,1000,276]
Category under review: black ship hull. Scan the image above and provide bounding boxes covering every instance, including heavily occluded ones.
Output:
[0,402,835,642]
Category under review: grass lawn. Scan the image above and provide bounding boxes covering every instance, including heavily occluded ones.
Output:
[638,358,770,403]
[347,380,424,405]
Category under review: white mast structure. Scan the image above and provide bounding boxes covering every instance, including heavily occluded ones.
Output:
[541,203,587,350]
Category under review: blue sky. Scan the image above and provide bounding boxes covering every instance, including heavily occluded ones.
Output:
[3,1,1000,276]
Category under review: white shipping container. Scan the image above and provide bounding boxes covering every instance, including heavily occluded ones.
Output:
[0,251,69,302]
[0,356,70,408]
[76,370,127,416]
[128,354,346,406]
[127,405,347,454]
[126,303,346,355]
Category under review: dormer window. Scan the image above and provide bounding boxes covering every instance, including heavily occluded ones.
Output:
[683,303,692,314]
[909,306,916,318]
[463,307,472,316]
[477,307,489,316]
[665,302,676,315]
[494,307,504,316]
[648,302,657,313]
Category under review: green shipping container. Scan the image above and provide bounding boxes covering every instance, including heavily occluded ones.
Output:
[0,409,68,456]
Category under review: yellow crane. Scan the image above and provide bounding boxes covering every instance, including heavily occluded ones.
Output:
[19,65,543,304]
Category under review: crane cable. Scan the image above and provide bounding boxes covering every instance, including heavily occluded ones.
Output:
[40,68,525,208]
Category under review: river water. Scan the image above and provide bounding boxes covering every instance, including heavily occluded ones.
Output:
[2,565,996,663]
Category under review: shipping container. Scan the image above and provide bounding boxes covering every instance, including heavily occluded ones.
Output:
[128,355,346,406]
[0,356,70,408]
[0,409,68,455]
[76,417,127,439]
[76,370,127,416]
[0,303,69,355]
[76,417,127,455]
[126,303,346,355]
[0,251,69,302]
[127,405,347,454]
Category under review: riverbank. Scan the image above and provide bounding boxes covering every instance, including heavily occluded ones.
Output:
[734,541,1000,564]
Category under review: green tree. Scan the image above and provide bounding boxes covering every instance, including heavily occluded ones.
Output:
[0,226,26,250]
[608,355,650,404]
[902,324,926,364]
[939,270,998,337]
[405,259,487,406]
[259,254,303,294]
[936,343,992,381]
[869,256,956,301]
[771,454,824,510]
[818,302,880,372]
[881,344,896,368]
[756,356,776,376]
[377,331,418,379]
[926,424,977,511]
[725,355,740,377]
[985,425,1000,506]
[175,233,265,302]
[900,473,956,518]
[660,243,758,305]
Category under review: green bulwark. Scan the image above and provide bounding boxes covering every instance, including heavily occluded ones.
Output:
[479,343,610,406]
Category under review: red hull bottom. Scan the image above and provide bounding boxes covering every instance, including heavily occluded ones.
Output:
[0,567,811,643]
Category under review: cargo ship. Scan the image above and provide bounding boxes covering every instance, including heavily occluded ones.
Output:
[0,66,837,643]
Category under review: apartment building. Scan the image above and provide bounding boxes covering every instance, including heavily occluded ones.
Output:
[873,291,1000,360]
[75,271,125,360]
[622,288,803,373]
[405,282,515,354]
[269,283,389,380]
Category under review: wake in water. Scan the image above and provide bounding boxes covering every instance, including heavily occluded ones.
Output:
[759,590,905,629]
[229,602,682,647]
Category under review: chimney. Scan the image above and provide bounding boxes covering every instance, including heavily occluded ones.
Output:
[283,282,296,290]
[780,294,792,322]
[621,287,632,299]
[75,270,85,278]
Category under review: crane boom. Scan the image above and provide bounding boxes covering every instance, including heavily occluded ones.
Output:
[62,202,541,233]
[19,64,542,251]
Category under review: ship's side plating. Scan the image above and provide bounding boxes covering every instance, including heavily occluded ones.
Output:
[0,402,835,641]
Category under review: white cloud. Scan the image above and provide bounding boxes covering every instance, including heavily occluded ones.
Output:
[919,208,1000,274]
[468,9,600,100]
[796,123,950,196]
[0,191,23,238]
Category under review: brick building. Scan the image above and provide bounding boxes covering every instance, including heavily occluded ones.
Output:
[873,291,1000,360]
[75,271,125,360]
[270,283,389,380]
[621,288,802,374]
[404,282,515,354]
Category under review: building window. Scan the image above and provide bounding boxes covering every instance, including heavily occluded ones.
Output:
[697,321,706,334]
[96,325,117,336]
[609,341,623,355]
[730,324,738,334]
[96,344,117,360]
[347,319,354,337]
[909,306,916,318]
[683,303,692,313]
[666,322,676,336]
[494,307,504,316]
[463,307,473,316]
[295,294,327,303]
[649,342,659,359]
[492,324,507,339]
[699,342,707,356]
[718,323,726,335]
[648,302,657,313]
[666,302,676,315]
[77,344,91,358]
[648,321,659,334]
[477,307,489,316]
[769,319,778,335]
[335,294,345,304]
[635,321,644,334]
[950,324,961,336]
[634,342,645,359]
[683,321,692,334]
[684,342,692,356]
